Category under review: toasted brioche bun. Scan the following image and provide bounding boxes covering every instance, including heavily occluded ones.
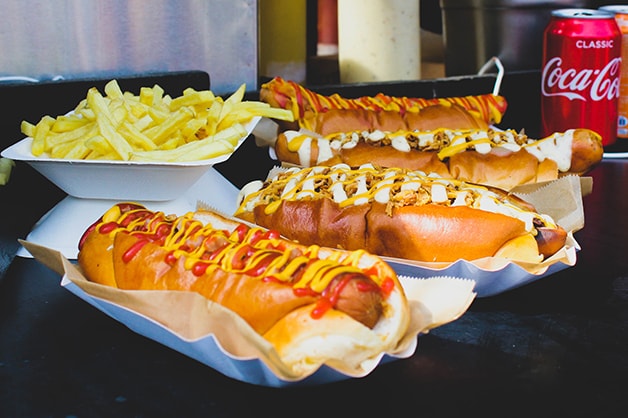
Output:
[249,200,537,263]
[77,229,117,287]
[301,104,487,135]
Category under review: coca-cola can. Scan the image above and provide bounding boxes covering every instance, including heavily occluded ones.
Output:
[541,9,622,147]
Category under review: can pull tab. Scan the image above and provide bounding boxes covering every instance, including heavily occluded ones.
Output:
[572,10,597,17]
[477,57,504,96]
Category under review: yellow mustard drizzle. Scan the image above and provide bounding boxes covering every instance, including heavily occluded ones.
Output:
[98,206,167,238]
[290,127,532,160]
[437,137,493,159]
[171,218,197,245]
[339,172,421,208]
[101,206,385,293]
[340,193,370,208]
[299,118,314,132]
[327,127,452,142]
[293,259,363,292]
[270,255,313,284]
[286,134,311,152]
[238,165,557,231]
[264,199,283,215]
[269,77,507,125]
[101,205,122,223]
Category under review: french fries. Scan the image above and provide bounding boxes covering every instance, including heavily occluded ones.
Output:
[20,80,294,162]
[0,157,15,186]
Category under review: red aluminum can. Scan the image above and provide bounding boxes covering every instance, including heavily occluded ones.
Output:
[541,9,622,147]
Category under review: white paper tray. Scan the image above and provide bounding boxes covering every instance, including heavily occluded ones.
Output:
[386,253,576,298]
[2,117,259,201]
[16,166,239,259]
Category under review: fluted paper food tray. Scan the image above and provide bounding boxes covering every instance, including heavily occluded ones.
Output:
[21,240,476,387]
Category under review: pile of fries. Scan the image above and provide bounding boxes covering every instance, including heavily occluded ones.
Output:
[20,80,293,162]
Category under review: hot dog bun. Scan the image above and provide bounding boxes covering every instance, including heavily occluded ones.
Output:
[299,104,488,135]
[259,76,508,128]
[77,204,410,374]
[273,128,603,190]
[234,164,568,263]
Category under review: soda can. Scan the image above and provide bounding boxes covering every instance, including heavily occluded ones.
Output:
[541,9,621,147]
[599,5,628,138]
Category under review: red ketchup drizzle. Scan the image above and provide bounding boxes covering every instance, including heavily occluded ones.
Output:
[356,279,380,293]
[265,230,281,240]
[117,202,144,212]
[208,243,229,261]
[98,222,119,234]
[79,203,144,250]
[244,252,281,277]
[234,223,249,242]
[248,229,264,245]
[119,211,148,228]
[155,223,171,239]
[363,266,379,277]
[310,273,356,319]
[275,91,289,109]
[78,227,95,250]
[122,239,148,263]
[164,251,177,266]
[293,286,319,297]
[292,81,306,118]
[192,262,209,276]
[249,229,281,245]
[379,277,395,296]
[187,224,202,237]
[231,244,255,270]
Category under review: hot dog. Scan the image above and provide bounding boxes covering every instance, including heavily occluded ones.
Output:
[77,203,410,373]
[234,164,569,263]
[298,104,489,135]
[273,127,603,191]
[259,76,508,131]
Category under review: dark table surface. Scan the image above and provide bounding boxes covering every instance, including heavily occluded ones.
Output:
[1,72,628,418]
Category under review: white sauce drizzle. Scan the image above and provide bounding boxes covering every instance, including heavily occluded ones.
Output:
[524,129,574,171]
[391,135,411,152]
[297,136,312,166]
[238,164,559,232]
[430,183,448,203]
[316,138,334,164]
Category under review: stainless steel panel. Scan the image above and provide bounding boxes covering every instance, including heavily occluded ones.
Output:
[0,0,257,94]
[440,0,593,76]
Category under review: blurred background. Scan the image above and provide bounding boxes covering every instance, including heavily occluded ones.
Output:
[303,0,611,85]
[0,0,613,94]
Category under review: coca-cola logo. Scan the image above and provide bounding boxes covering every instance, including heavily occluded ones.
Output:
[541,56,621,101]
